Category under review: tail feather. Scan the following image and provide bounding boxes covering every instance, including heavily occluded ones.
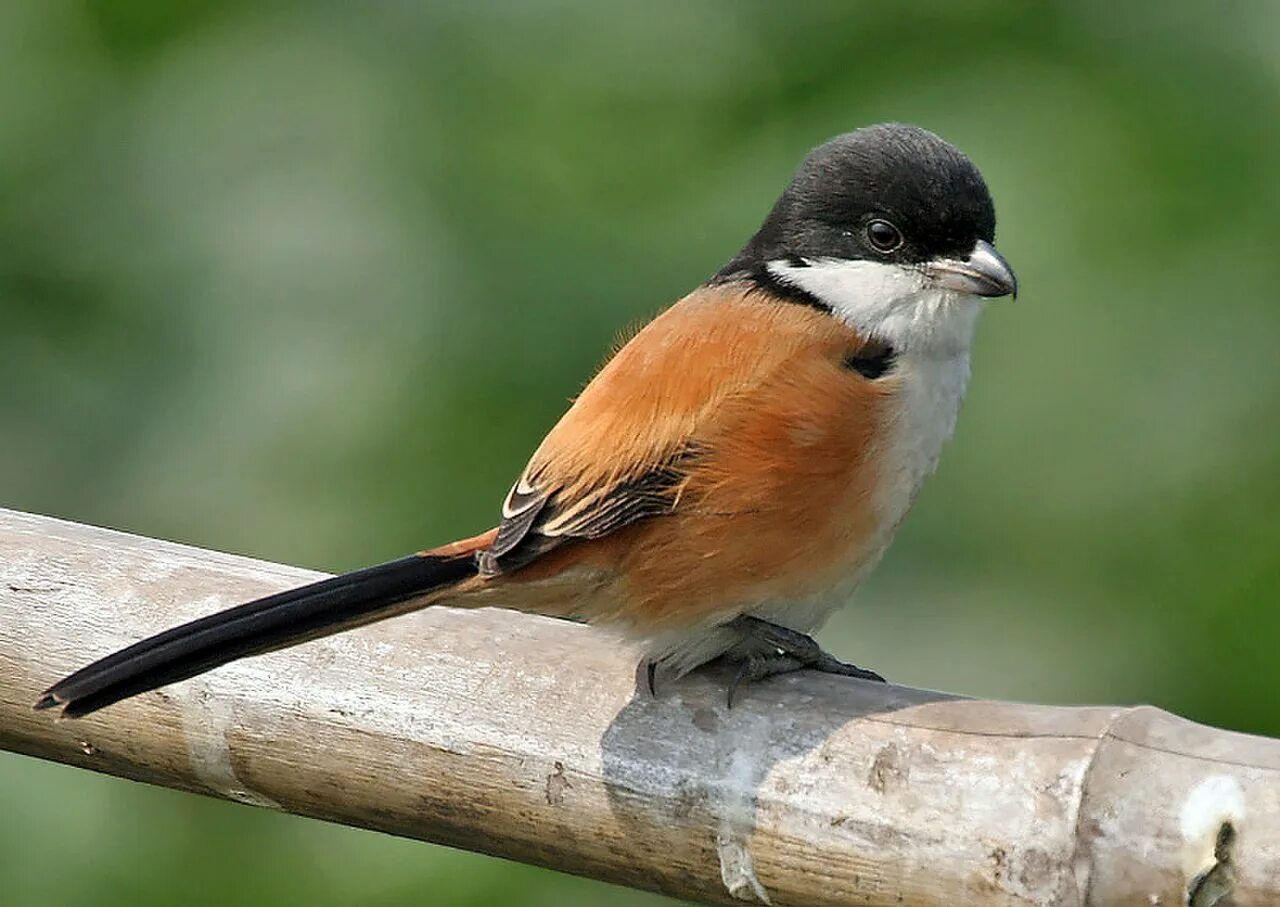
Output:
[37,550,479,719]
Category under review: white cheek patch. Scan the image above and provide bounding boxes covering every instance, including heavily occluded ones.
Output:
[767,258,981,354]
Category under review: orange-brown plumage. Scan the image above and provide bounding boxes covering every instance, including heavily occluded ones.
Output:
[466,282,898,665]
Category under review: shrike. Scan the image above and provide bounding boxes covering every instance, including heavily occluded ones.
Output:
[39,123,1017,718]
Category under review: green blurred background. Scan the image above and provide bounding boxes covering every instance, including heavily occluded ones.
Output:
[3,1,1279,904]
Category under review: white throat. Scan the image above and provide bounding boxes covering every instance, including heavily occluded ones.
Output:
[767,258,982,356]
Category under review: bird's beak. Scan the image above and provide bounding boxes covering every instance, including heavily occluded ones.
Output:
[925,239,1018,299]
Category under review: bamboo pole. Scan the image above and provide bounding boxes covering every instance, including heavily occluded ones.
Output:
[0,508,1276,906]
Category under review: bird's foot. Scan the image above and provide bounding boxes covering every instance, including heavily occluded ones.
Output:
[722,616,885,708]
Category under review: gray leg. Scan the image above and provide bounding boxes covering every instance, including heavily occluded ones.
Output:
[722,616,885,707]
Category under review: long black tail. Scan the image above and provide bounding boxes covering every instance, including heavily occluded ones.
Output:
[36,550,478,719]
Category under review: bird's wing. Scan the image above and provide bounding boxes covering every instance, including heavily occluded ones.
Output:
[484,449,696,572]
[479,283,869,576]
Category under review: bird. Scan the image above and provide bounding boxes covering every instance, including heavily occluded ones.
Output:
[37,123,1017,719]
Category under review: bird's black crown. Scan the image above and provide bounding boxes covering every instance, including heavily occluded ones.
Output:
[718,124,997,282]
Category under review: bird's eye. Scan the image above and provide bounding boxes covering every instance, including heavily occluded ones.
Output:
[865,219,903,253]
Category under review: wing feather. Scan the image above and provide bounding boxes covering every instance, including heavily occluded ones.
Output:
[480,450,694,575]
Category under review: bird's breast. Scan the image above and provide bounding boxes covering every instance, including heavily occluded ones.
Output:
[869,349,971,537]
[754,348,973,636]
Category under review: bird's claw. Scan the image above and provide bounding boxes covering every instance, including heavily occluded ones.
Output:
[721,616,885,707]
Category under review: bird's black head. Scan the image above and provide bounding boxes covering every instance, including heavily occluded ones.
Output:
[717,124,1015,304]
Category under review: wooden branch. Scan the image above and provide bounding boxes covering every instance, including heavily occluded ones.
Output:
[1,508,1277,906]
